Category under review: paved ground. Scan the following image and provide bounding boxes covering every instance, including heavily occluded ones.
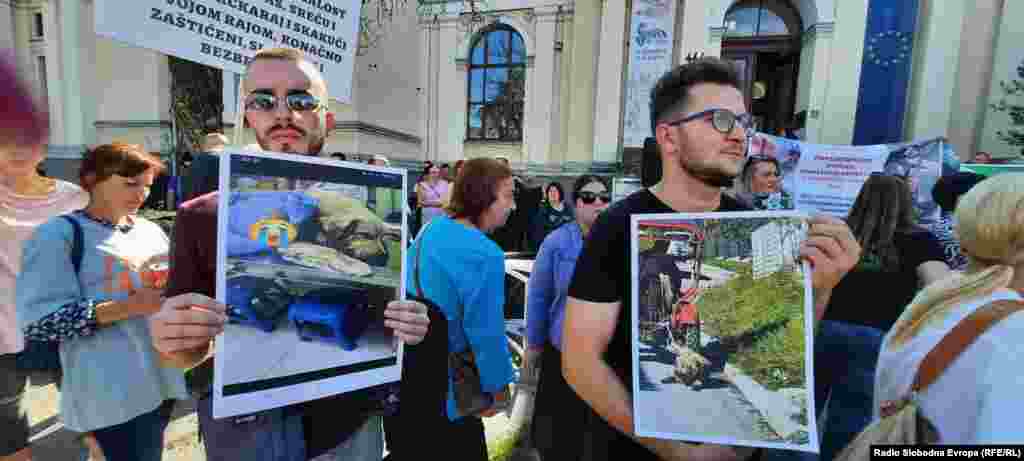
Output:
[635,339,771,443]
[23,378,518,460]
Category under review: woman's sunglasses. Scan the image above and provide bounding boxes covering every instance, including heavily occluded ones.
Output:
[244,91,325,112]
[578,191,611,204]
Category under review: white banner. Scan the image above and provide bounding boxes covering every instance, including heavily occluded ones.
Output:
[95,0,361,103]
[746,134,948,220]
[623,0,677,148]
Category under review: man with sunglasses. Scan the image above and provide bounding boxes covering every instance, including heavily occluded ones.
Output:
[562,58,861,460]
[147,47,431,461]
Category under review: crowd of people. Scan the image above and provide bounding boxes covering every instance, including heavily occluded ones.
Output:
[1,46,1021,461]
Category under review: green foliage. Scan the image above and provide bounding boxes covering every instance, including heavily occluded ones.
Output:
[169,57,223,156]
[990,60,1024,156]
[699,262,806,390]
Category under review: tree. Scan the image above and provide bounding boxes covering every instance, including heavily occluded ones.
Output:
[990,59,1024,157]
[169,56,223,159]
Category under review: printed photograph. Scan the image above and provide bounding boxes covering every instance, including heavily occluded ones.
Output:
[882,140,943,223]
[214,151,408,419]
[631,212,817,452]
[744,133,800,209]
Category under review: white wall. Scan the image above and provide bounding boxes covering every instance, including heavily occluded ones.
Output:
[815,0,866,145]
[93,37,168,124]
[978,0,1024,159]
[353,3,421,138]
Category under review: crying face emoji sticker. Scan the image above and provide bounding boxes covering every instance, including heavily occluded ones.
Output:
[249,210,298,249]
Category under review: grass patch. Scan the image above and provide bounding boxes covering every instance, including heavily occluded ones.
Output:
[699,262,806,390]
[709,257,749,274]
[488,431,521,461]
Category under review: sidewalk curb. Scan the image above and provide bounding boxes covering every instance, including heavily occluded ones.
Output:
[722,363,807,440]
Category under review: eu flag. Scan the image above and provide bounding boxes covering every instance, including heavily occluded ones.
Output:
[852,0,920,145]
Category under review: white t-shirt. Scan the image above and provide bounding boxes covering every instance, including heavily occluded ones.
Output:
[874,288,1024,443]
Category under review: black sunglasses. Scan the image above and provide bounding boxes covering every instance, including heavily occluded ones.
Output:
[578,191,611,204]
[663,108,754,136]
[245,91,325,113]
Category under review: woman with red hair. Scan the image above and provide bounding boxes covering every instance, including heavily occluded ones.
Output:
[17,143,186,461]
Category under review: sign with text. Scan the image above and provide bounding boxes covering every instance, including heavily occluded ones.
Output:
[746,134,951,221]
[623,0,678,148]
[95,0,361,103]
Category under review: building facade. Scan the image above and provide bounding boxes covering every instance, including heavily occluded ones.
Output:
[4,0,1023,184]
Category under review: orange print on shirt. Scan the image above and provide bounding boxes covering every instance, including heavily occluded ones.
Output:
[103,254,170,296]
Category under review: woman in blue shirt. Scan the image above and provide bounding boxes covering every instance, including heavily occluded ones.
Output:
[524,175,611,461]
[17,144,186,461]
[405,157,517,460]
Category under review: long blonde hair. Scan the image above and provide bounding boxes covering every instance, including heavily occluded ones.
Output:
[888,173,1024,346]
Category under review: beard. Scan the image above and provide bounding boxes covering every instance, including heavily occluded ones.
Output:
[679,155,737,189]
[255,124,325,156]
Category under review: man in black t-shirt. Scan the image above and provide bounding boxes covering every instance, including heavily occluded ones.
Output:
[562,59,862,461]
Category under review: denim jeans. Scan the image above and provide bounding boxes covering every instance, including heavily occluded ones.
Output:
[310,415,383,461]
[814,320,884,460]
[92,399,175,461]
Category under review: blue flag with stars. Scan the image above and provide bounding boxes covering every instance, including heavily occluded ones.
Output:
[852,0,919,145]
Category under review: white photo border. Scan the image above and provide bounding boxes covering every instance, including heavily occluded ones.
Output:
[213,150,408,419]
[629,210,819,453]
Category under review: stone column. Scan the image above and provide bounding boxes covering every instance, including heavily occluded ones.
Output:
[795,24,834,144]
[565,0,600,162]
[526,6,559,164]
[435,19,463,161]
[419,18,435,160]
[0,0,14,51]
[904,0,969,141]
[58,0,84,151]
[592,0,628,163]
[948,0,1001,157]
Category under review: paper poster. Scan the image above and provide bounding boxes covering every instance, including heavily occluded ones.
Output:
[94,0,362,102]
[213,150,407,419]
[630,211,817,452]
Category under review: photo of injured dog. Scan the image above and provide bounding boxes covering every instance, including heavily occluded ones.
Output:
[630,211,817,453]
[215,151,407,419]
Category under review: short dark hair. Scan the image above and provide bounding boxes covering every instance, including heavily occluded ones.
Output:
[932,172,985,213]
[446,158,513,227]
[331,152,347,161]
[79,142,165,190]
[545,182,565,203]
[572,174,608,202]
[650,58,742,135]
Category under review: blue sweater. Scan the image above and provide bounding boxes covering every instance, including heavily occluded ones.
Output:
[525,222,583,351]
[16,212,188,432]
[407,216,514,420]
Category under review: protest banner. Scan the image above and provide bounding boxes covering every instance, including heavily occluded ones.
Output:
[94,0,361,103]
[213,150,408,418]
[960,163,1024,177]
[746,134,954,222]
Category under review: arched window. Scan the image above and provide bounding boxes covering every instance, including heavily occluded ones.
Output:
[467,25,526,141]
[724,0,801,38]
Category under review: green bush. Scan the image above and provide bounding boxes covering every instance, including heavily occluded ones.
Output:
[699,262,806,390]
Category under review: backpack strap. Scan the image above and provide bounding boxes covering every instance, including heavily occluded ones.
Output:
[912,299,1024,392]
[60,215,85,275]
